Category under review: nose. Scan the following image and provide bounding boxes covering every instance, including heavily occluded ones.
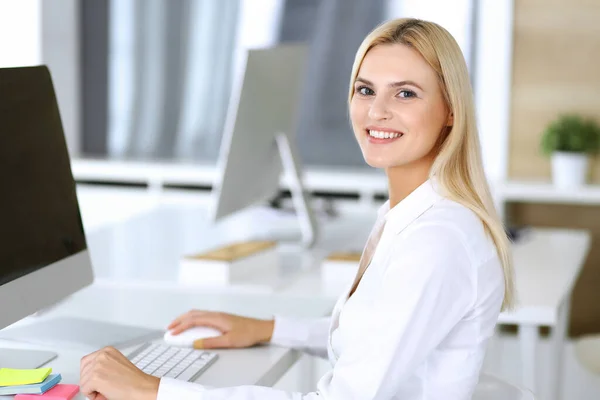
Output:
[368,95,392,121]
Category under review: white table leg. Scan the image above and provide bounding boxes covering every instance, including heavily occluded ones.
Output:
[519,324,539,396]
[548,297,570,400]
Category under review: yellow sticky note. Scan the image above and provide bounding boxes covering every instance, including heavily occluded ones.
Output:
[0,368,52,387]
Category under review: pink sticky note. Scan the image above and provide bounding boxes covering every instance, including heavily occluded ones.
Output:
[15,384,79,400]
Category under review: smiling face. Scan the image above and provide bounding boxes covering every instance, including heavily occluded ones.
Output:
[350,43,452,171]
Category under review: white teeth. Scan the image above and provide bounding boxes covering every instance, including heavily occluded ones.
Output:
[368,130,402,139]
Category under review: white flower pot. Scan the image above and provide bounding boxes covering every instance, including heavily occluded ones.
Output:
[551,152,589,188]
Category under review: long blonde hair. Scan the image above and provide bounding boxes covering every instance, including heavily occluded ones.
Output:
[349,18,515,310]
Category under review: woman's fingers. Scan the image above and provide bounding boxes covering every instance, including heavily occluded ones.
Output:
[168,310,201,329]
[167,310,212,330]
[168,312,228,335]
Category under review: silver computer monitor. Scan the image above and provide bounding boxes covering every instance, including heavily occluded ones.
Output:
[0,66,94,366]
[210,44,318,246]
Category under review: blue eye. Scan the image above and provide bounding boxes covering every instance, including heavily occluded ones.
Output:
[398,90,416,98]
[356,86,374,96]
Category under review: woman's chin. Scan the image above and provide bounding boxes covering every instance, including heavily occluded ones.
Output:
[363,156,394,169]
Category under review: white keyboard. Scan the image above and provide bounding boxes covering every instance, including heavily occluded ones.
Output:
[127,343,218,382]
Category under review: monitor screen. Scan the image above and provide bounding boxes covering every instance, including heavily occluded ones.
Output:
[0,67,87,287]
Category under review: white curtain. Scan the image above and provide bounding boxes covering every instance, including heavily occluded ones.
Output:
[107,0,136,158]
[107,0,285,161]
[108,0,242,161]
[174,0,242,160]
[175,0,284,160]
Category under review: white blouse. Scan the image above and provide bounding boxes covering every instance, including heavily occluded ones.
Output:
[157,179,505,399]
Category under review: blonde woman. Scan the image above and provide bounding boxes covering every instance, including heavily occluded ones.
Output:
[80,18,514,400]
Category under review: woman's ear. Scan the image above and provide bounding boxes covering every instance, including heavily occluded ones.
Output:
[447,113,454,127]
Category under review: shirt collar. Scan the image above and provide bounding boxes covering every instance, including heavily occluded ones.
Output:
[378,178,443,235]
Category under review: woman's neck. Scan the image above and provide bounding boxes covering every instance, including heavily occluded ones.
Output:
[386,159,434,208]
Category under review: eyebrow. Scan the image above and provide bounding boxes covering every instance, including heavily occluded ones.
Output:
[355,76,425,92]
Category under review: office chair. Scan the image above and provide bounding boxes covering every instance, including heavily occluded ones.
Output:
[473,373,535,400]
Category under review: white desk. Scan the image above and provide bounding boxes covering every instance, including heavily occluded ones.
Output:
[84,203,376,292]
[499,228,590,400]
[7,198,587,399]
[0,281,334,400]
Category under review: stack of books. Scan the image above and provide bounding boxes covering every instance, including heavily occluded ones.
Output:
[179,240,279,286]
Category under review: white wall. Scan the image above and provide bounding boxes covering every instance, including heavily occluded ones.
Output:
[474,0,514,186]
[386,0,474,65]
[0,0,81,157]
[0,0,41,67]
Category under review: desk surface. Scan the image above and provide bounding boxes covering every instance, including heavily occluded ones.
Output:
[1,199,590,398]
[87,202,591,326]
[86,203,377,292]
[0,282,334,400]
[499,228,590,324]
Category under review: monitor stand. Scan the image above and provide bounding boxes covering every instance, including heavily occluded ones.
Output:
[275,132,319,248]
[0,348,57,369]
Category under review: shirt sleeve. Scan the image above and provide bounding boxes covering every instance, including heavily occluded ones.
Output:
[269,316,331,359]
[157,224,477,400]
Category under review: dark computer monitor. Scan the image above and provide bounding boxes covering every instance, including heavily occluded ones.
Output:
[0,65,94,366]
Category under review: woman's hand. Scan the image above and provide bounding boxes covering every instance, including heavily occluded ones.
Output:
[167,310,274,349]
[80,346,160,400]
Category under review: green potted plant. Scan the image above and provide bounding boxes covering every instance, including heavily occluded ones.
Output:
[540,114,600,188]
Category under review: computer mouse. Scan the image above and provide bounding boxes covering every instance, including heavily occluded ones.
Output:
[163,326,222,347]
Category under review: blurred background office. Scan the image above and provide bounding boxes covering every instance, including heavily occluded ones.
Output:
[1,0,600,399]
[1,0,474,166]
